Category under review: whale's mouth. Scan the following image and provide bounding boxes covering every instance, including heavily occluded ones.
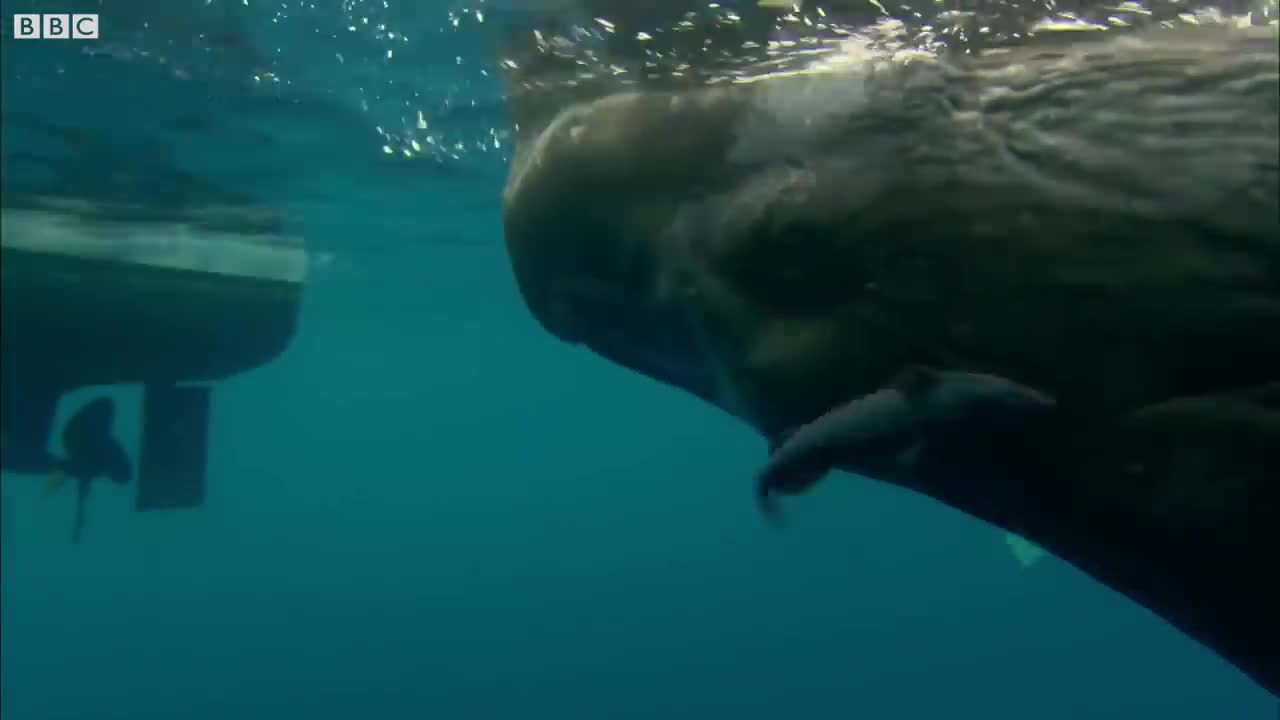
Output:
[524,268,724,410]
[590,329,714,401]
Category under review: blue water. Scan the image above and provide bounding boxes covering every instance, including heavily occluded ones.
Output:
[1,1,1275,718]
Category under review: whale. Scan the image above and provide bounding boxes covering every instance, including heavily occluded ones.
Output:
[500,24,1280,695]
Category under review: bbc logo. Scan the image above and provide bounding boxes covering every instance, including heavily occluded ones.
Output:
[11,14,100,39]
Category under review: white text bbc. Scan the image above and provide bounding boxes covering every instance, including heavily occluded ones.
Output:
[11,14,100,39]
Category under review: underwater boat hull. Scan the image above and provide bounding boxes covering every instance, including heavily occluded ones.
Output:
[1,195,306,512]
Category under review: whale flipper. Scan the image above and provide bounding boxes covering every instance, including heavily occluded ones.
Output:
[757,386,913,523]
[756,367,1057,523]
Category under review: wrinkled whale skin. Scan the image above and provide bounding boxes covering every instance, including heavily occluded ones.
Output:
[501,26,1279,693]
[504,26,1279,430]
